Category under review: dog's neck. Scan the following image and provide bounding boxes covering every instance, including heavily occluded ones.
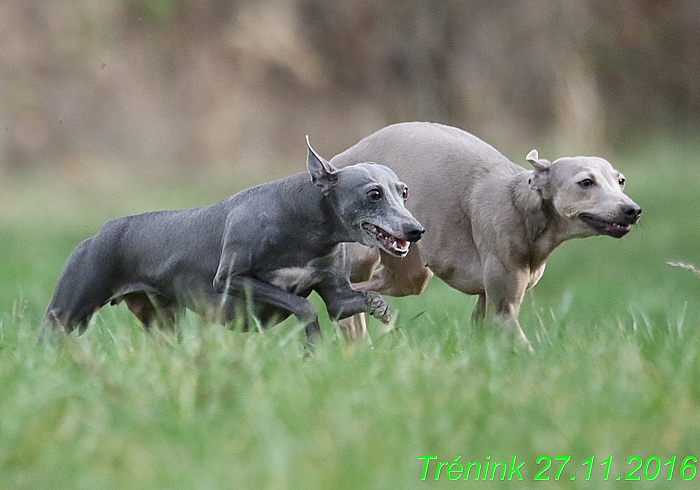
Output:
[318,193,358,245]
[297,180,362,252]
[509,172,569,266]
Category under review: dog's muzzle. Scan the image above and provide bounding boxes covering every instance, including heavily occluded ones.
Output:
[579,203,641,238]
[361,223,424,257]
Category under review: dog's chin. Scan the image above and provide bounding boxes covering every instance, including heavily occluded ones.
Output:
[360,223,410,257]
[578,213,632,239]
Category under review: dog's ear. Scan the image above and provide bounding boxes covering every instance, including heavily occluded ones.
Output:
[526,149,551,171]
[306,135,338,194]
[526,149,552,194]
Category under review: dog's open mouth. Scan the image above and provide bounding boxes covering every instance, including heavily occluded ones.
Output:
[579,213,631,238]
[361,223,410,257]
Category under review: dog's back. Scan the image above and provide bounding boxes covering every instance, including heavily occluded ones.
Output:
[332,122,518,189]
[331,122,522,231]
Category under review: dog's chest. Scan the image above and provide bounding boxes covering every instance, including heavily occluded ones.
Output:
[268,266,321,294]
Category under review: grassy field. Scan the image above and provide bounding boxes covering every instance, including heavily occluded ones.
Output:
[1,136,699,489]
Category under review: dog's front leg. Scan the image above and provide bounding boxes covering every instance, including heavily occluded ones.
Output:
[483,259,534,352]
[493,308,533,353]
[318,280,393,326]
[212,274,321,345]
[365,291,393,324]
[332,292,391,343]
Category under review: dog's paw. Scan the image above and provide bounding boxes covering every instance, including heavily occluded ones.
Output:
[367,292,393,324]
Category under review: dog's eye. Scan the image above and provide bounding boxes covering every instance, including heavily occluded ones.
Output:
[367,188,382,202]
[402,187,409,200]
[578,178,594,189]
[618,177,626,187]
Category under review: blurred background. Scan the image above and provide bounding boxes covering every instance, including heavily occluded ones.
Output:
[2,0,699,178]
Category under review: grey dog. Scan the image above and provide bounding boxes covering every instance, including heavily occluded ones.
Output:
[44,138,424,345]
[331,122,641,350]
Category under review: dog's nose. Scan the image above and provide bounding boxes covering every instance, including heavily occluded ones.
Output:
[621,204,642,223]
[406,227,425,242]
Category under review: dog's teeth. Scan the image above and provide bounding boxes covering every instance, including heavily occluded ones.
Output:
[363,222,410,256]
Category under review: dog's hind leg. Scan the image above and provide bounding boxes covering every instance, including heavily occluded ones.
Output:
[339,245,432,341]
[120,292,181,330]
[470,293,486,324]
[213,274,321,345]
[336,315,367,342]
[352,246,433,296]
[44,237,116,334]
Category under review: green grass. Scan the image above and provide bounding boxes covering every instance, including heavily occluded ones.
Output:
[1,136,700,489]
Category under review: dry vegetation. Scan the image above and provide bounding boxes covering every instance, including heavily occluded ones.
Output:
[2,0,700,176]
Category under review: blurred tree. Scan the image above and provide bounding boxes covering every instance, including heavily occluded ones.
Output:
[0,0,698,175]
